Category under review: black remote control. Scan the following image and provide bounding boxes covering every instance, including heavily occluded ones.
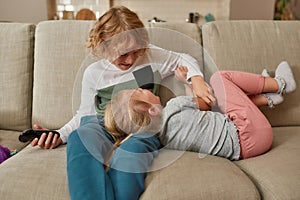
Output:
[19,129,60,143]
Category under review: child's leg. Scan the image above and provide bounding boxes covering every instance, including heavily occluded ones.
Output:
[210,70,279,107]
[108,133,160,200]
[249,75,281,107]
[67,116,115,200]
[210,71,273,159]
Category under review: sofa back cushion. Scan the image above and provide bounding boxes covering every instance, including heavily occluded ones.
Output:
[0,23,35,131]
[32,21,95,129]
[201,21,300,126]
[32,21,203,129]
[148,22,203,104]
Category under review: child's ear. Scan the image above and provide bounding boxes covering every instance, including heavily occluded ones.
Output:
[148,105,159,116]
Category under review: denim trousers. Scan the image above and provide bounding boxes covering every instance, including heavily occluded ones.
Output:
[67,115,160,200]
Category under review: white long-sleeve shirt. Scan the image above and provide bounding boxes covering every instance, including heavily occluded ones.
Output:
[58,44,203,143]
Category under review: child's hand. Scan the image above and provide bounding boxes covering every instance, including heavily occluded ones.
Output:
[30,124,62,149]
[193,97,211,111]
[191,76,216,106]
[175,66,189,84]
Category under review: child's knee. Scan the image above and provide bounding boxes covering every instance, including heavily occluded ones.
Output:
[79,115,98,126]
[210,71,225,85]
[111,135,159,173]
[67,130,89,157]
[68,130,80,145]
[119,134,159,154]
[120,137,149,153]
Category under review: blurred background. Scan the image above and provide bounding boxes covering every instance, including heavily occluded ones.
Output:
[0,0,299,24]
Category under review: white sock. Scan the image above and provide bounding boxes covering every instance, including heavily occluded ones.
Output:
[275,61,297,94]
[261,69,269,77]
[261,69,284,108]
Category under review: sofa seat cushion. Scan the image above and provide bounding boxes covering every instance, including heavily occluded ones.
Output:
[0,130,28,151]
[0,145,69,200]
[235,127,300,200]
[0,23,35,131]
[141,150,260,200]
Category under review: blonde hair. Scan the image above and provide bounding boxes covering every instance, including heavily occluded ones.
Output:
[104,90,160,143]
[88,6,149,59]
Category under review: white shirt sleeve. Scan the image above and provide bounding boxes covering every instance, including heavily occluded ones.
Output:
[148,44,203,80]
[180,53,203,81]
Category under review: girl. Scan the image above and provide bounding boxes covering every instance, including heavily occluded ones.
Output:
[31,6,211,200]
[105,61,296,161]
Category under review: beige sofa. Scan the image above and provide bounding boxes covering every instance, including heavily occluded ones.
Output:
[0,20,299,200]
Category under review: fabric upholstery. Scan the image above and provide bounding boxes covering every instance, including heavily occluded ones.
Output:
[0,145,69,200]
[0,130,28,151]
[32,20,95,129]
[141,150,260,200]
[149,22,203,104]
[235,127,300,200]
[201,20,300,126]
[149,22,203,70]
[0,23,35,131]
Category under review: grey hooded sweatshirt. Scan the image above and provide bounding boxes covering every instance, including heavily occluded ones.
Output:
[159,96,240,160]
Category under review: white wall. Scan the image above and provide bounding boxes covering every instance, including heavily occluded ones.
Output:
[230,0,275,20]
[0,0,231,24]
[0,0,48,24]
[114,0,231,23]
[1,0,297,24]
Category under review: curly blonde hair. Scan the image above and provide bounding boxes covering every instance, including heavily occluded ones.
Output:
[87,6,149,59]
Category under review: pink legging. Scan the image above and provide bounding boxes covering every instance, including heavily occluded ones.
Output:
[210,71,273,159]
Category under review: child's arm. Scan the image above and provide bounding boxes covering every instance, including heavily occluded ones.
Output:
[193,96,211,111]
[191,76,215,110]
[175,66,212,111]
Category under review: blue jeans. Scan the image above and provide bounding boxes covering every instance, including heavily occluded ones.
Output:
[67,115,160,200]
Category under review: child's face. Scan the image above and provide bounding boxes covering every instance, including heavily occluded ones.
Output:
[131,88,161,105]
[112,49,142,70]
